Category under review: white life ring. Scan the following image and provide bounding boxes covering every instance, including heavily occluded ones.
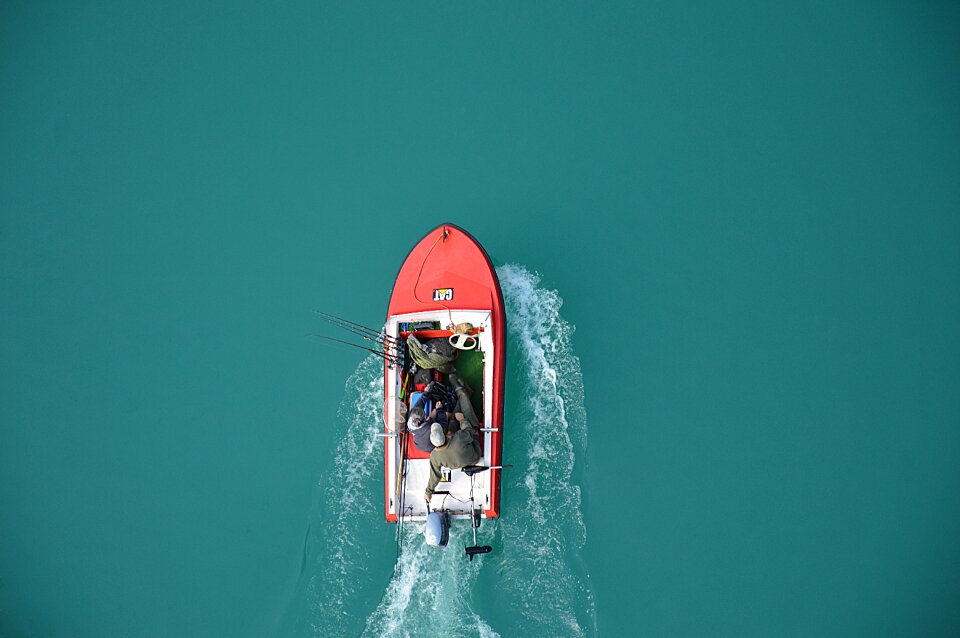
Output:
[448,333,477,351]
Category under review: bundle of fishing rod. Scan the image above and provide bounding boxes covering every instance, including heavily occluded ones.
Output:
[310,311,403,369]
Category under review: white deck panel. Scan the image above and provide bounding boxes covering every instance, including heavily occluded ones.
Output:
[384,310,496,521]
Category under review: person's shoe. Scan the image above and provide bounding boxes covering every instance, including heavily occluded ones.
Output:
[447,372,473,397]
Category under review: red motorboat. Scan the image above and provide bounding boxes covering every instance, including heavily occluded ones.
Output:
[382,224,506,556]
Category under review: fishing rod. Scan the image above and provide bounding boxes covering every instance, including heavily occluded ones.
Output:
[307,334,398,363]
[316,312,398,344]
[316,313,397,347]
[321,319,397,350]
[396,431,409,561]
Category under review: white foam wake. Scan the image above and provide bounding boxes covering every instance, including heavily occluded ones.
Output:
[496,263,596,637]
[285,355,385,637]
[362,525,499,638]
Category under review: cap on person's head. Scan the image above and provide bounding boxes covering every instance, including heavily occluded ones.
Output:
[407,406,425,430]
[430,423,446,447]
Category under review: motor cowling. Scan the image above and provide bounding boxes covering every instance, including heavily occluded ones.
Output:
[425,510,449,547]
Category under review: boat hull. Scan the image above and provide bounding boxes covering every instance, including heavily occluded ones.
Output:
[383,224,505,522]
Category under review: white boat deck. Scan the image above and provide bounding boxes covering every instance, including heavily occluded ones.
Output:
[384,310,496,521]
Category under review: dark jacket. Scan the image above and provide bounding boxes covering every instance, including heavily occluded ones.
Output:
[410,402,448,453]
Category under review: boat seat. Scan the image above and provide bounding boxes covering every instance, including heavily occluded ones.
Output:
[408,391,433,417]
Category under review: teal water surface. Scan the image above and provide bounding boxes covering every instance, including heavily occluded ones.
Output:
[2,2,959,636]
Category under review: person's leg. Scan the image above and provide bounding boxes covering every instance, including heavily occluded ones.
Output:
[434,405,449,430]
[447,372,479,429]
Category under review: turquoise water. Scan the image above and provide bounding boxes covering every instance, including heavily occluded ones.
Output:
[2,2,959,636]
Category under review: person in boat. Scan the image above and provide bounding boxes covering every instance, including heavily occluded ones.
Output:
[423,411,481,503]
[407,397,449,453]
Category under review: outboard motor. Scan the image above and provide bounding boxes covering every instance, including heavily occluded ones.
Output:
[424,510,450,547]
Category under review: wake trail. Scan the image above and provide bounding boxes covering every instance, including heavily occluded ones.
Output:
[362,524,499,638]
[496,264,596,638]
[284,356,385,637]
